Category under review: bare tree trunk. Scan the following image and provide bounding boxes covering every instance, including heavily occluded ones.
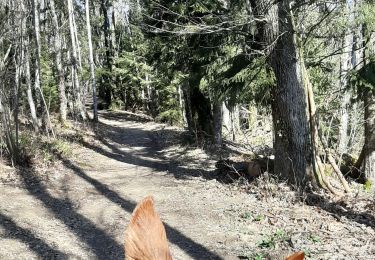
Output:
[67,0,86,120]
[248,104,257,130]
[141,87,146,112]
[25,37,39,132]
[251,0,314,187]
[338,59,352,154]
[230,105,240,142]
[338,0,355,154]
[0,45,18,164]
[108,4,117,58]
[363,83,375,182]
[100,0,114,105]
[222,102,230,134]
[0,96,18,164]
[13,54,21,148]
[18,0,39,132]
[85,0,98,122]
[33,0,55,137]
[50,0,67,124]
[223,103,239,141]
[213,101,223,147]
[32,0,42,108]
[73,13,82,71]
[182,78,193,132]
[354,22,375,184]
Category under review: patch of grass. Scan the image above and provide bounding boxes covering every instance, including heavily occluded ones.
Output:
[253,214,265,222]
[252,253,265,260]
[239,253,265,260]
[364,180,373,192]
[241,212,252,219]
[258,229,288,249]
[40,139,72,163]
[19,131,73,164]
[308,234,321,243]
[51,139,72,156]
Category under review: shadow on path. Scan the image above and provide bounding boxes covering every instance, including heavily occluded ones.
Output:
[55,152,222,259]
[65,121,211,180]
[0,213,68,259]
[95,112,375,233]
[17,169,124,260]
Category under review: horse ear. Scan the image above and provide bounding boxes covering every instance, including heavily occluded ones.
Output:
[125,196,172,260]
[285,251,304,260]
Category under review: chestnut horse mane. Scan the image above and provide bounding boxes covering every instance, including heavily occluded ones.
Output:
[125,196,172,260]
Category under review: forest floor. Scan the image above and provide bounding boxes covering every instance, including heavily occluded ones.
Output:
[0,110,374,260]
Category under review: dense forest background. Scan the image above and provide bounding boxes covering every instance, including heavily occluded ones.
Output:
[0,0,374,191]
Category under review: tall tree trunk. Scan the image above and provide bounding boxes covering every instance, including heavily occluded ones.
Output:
[222,102,231,134]
[25,36,39,132]
[212,101,223,147]
[177,84,186,126]
[100,0,114,105]
[222,103,239,141]
[21,0,39,132]
[338,52,352,154]
[85,0,98,122]
[354,23,375,184]
[67,0,86,120]
[0,95,18,164]
[0,45,18,164]
[230,105,240,142]
[33,0,55,137]
[338,0,355,154]
[13,52,21,149]
[362,23,375,182]
[182,76,193,132]
[32,0,42,108]
[251,0,313,187]
[363,91,375,182]
[50,0,67,124]
[73,12,82,71]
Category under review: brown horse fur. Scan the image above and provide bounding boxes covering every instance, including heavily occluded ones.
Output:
[125,196,172,260]
[125,196,304,260]
[285,251,305,260]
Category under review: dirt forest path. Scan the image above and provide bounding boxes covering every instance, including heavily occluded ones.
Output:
[1,110,375,260]
[0,111,251,260]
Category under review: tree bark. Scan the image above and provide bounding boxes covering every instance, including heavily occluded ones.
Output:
[67,0,86,120]
[213,101,223,147]
[338,0,355,154]
[354,22,375,184]
[25,36,39,132]
[363,88,375,182]
[223,103,240,142]
[32,0,42,107]
[182,78,193,132]
[50,0,67,124]
[251,0,314,187]
[0,44,18,164]
[85,0,98,122]
[100,0,114,105]
[361,12,375,183]
[177,84,187,126]
[338,62,351,154]
[33,0,55,137]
